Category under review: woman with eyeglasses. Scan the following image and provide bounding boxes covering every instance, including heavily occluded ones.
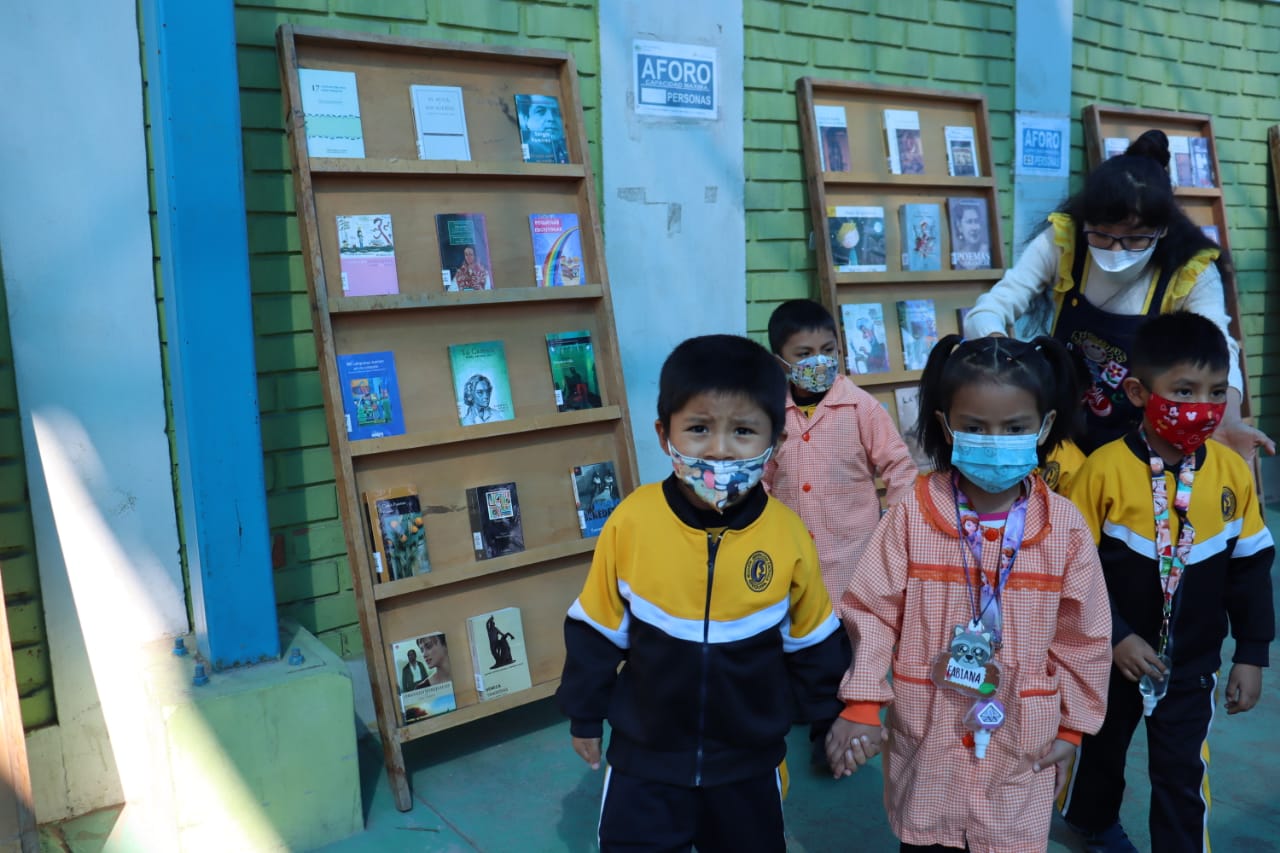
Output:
[963,129,1272,462]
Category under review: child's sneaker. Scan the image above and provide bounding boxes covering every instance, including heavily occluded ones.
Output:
[1081,821,1139,853]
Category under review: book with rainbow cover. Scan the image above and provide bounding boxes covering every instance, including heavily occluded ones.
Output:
[529,213,584,287]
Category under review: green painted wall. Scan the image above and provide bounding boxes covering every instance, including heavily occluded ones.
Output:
[234,0,601,658]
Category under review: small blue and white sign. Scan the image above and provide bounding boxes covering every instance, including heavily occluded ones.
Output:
[1014,114,1070,177]
[633,40,717,119]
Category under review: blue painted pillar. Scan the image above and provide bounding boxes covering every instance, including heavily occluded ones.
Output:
[141,0,280,668]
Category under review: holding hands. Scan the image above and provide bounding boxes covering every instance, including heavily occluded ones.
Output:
[825,717,887,779]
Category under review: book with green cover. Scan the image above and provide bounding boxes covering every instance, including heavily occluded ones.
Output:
[448,340,514,426]
[545,330,601,412]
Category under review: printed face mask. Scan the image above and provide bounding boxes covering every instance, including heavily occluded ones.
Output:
[1089,241,1157,274]
[1145,392,1225,454]
[784,353,838,394]
[668,444,773,512]
[947,420,1047,494]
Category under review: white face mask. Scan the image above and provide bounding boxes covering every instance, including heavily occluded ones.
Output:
[1089,241,1157,274]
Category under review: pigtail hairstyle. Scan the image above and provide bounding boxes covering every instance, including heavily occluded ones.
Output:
[915,334,1082,473]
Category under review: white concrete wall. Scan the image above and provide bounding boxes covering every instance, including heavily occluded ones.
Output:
[600,1,747,484]
[0,0,187,821]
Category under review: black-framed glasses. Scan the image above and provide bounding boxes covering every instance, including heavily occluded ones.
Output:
[1083,229,1162,251]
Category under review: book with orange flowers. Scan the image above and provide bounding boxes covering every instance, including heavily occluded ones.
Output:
[363,486,431,583]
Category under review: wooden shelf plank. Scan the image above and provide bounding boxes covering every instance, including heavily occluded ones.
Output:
[310,158,586,180]
[374,538,597,601]
[349,405,624,456]
[821,173,996,190]
[328,284,604,314]
[833,270,1001,285]
[395,680,559,742]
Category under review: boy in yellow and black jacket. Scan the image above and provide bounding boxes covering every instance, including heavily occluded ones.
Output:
[557,334,845,853]
[1060,312,1274,853]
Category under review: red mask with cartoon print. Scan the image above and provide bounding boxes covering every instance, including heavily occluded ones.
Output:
[1145,392,1226,454]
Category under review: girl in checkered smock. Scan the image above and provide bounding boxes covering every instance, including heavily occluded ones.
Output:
[825,335,1113,852]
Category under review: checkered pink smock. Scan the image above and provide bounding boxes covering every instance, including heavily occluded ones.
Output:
[839,473,1112,852]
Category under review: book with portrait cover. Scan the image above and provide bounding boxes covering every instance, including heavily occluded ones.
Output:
[896,299,939,371]
[899,203,943,271]
[893,386,932,470]
[466,482,525,561]
[410,84,471,161]
[390,632,456,723]
[515,94,570,164]
[545,330,601,412]
[363,486,430,583]
[814,104,851,172]
[336,214,398,296]
[1168,135,1194,187]
[336,351,406,441]
[827,205,887,272]
[436,213,493,292]
[571,461,621,537]
[840,302,891,375]
[296,68,365,159]
[944,126,978,177]
[1188,137,1215,188]
[947,198,992,270]
[466,606,533,701]
[448,340,514,427]
[884,109,924,175]
[529,213,584,287]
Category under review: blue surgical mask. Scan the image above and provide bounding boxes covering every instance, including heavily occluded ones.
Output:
[945,420,1046,494]
[668,444,773,512]
[784,354,838,394]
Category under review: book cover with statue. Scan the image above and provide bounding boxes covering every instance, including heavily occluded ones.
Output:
[466,606,532,702]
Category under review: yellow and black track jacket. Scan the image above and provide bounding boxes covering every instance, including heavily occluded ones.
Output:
[1071,435,1275,682]
[557,477,845,787]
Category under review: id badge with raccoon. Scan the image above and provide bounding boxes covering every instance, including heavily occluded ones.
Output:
[931,619,1002,699]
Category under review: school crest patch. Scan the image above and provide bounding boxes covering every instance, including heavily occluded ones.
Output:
[1221,486,1237,521]
[744,551,773,592]
[1040,461,1061,491]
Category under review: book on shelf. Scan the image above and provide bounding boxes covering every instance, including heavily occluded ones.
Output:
[545,330,602,412]
[529,213,584,287]
[571,461,621,537]
[1201,224,1220,244]
[841,302,891,375]
[899,203,943,271]
[515,94,570,164]
[466,606,533,702]
[448,340,514,427]
[391,632,457,723]
[827,206,887,272]
[956,306,973,331]
[893,386,932,470]
[943,126,978,177]
[336,351,406,441]
[363,486,430,583]
[883,109,924,175]
[466,482,525,560]
[436,213,493,292]
[336,214,398,296]
[896,299,939,371]
[1188,137,1215,187]
[814,105,851,172]
[409,84,471,161]
[296,68,365,159]
[1168,135,1193,187]
[1103,136,1129,159]
[947,198,993,270]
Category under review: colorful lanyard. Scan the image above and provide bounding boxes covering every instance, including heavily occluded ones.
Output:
[952,474,1029,649]
[1142,429,1196,656]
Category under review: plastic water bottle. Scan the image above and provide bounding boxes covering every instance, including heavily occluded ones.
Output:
[1138,654,1172,717]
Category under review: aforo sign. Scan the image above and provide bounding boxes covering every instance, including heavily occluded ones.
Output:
[633,39,718,119]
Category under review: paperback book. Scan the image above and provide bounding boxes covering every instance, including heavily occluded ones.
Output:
[545,330,601,412]
[1168,135,1194,187]
[841,302,891,375]
[466,607,533,701]
[436,213,493,292]
[1201,224,1220,244]
[336,214,398,296]
[336,351,406,441]
[515,94,570,164]
[391,632,456,723]
[571,461,621,537]
[943,126,978,177]
[296,68,365,158]
[529,213,584,287]
[947,198,992,270]
[409,84,471,161]
[893,386,931,470]
[896,299,939,371]
[466,482,525,561]
[884,109,924,175]
[1103,137,1129,159]
[900,203,943,271]
[448,340,514,426]
[363,486,430,583]
[814,105,851,172]
[827,206,887,272]
[1188,137,1214,187]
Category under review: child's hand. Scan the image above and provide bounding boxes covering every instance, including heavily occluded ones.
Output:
[1225,663,1263,714]
[1032,738,1076,798]
[825,718,885,778]
[572,736,602,769]
[1112,634,1166,682]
